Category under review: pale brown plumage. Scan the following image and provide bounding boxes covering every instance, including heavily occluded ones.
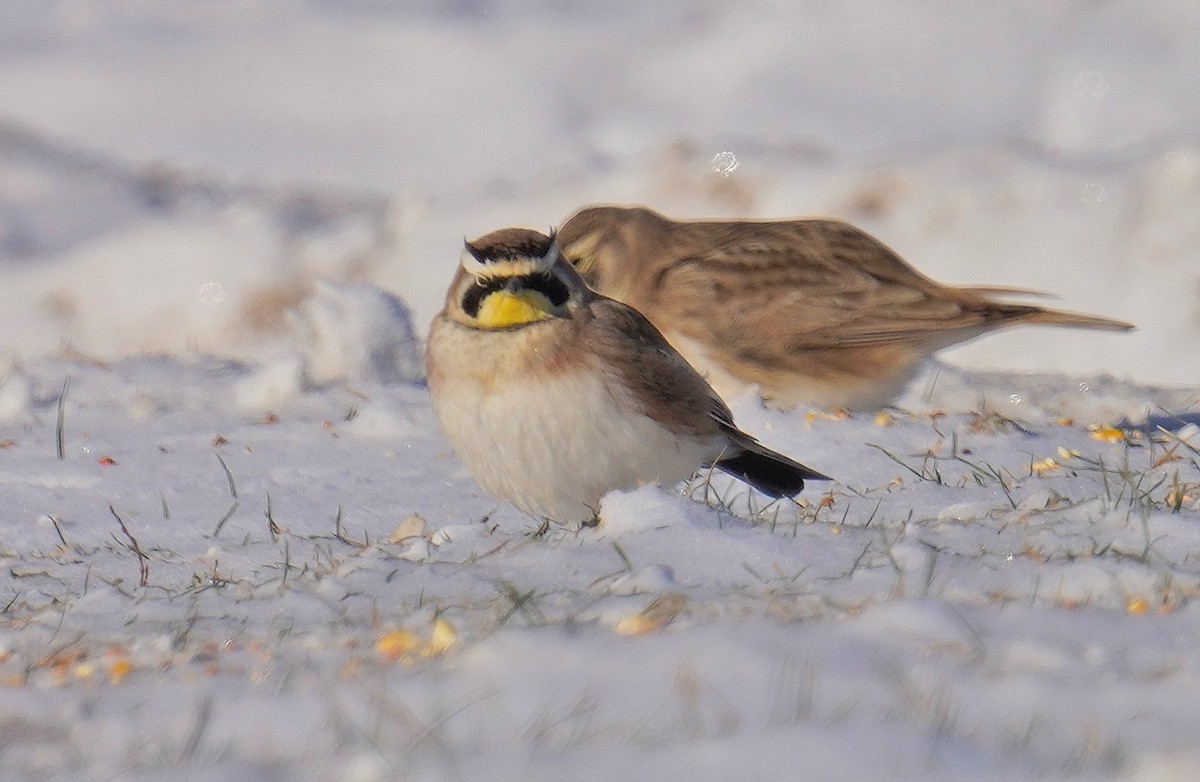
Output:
[557,205,1135,411]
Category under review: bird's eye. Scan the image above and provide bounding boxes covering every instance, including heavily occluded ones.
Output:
[526,273,570,307]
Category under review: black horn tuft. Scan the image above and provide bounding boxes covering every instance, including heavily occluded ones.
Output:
[464,238,489,264]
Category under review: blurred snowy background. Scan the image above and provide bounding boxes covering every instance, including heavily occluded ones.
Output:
[3,5,1200,781]
[1,0,1197,388]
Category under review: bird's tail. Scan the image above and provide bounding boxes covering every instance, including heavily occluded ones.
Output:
[960,287,1135,332]
[1016,307,1135,332]
[715,441,830,498]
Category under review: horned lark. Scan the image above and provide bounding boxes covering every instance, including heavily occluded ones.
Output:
[425,227,828,524]
[557,205,1135,410]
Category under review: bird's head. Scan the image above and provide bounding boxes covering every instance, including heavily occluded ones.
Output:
[446,228,589,330]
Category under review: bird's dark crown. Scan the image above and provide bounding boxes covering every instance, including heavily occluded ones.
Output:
[464,228,556,265]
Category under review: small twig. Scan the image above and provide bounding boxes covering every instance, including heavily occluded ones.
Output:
[55,377,70,460]
[109,505,149,587]
[214,453,238,499]
[331,505,366,547]
[211,500,240,539]
[866,443,930,482]
[848,539,874,578]
[49,516,69,548]
[611,541,634,573]
[265,492,280,539]
[495,581,540,627]
[863,497,883,528]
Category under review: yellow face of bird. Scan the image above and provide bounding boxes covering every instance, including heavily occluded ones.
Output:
[449,229,578,330]
[466,278,562,329]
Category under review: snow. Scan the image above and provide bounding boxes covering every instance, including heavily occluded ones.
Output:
[1,2,1199,780]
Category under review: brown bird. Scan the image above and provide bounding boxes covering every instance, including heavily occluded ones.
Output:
[557,205,1134,411]
[425,227,828,524]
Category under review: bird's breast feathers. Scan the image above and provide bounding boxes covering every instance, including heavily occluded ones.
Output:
[428,333,720,521]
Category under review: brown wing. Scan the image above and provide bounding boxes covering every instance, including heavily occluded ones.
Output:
[586,296,734,438]
[652,220,1036,353]
[586,292,832,487]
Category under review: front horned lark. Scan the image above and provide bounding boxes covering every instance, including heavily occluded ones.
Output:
[557,205,1135,411]
[425,228,828,524]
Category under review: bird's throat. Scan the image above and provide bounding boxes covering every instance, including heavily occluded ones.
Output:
[475,289,554,329]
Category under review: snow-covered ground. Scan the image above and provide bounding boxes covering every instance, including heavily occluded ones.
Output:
[1,2,1199,779]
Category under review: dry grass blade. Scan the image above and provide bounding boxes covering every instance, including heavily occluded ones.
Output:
[109,504,150,587]
[55,377,70,460]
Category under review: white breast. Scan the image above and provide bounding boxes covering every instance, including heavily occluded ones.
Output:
[430,356,720,523]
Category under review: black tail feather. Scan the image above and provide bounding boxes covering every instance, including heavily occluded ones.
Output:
[714,445,830,498]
